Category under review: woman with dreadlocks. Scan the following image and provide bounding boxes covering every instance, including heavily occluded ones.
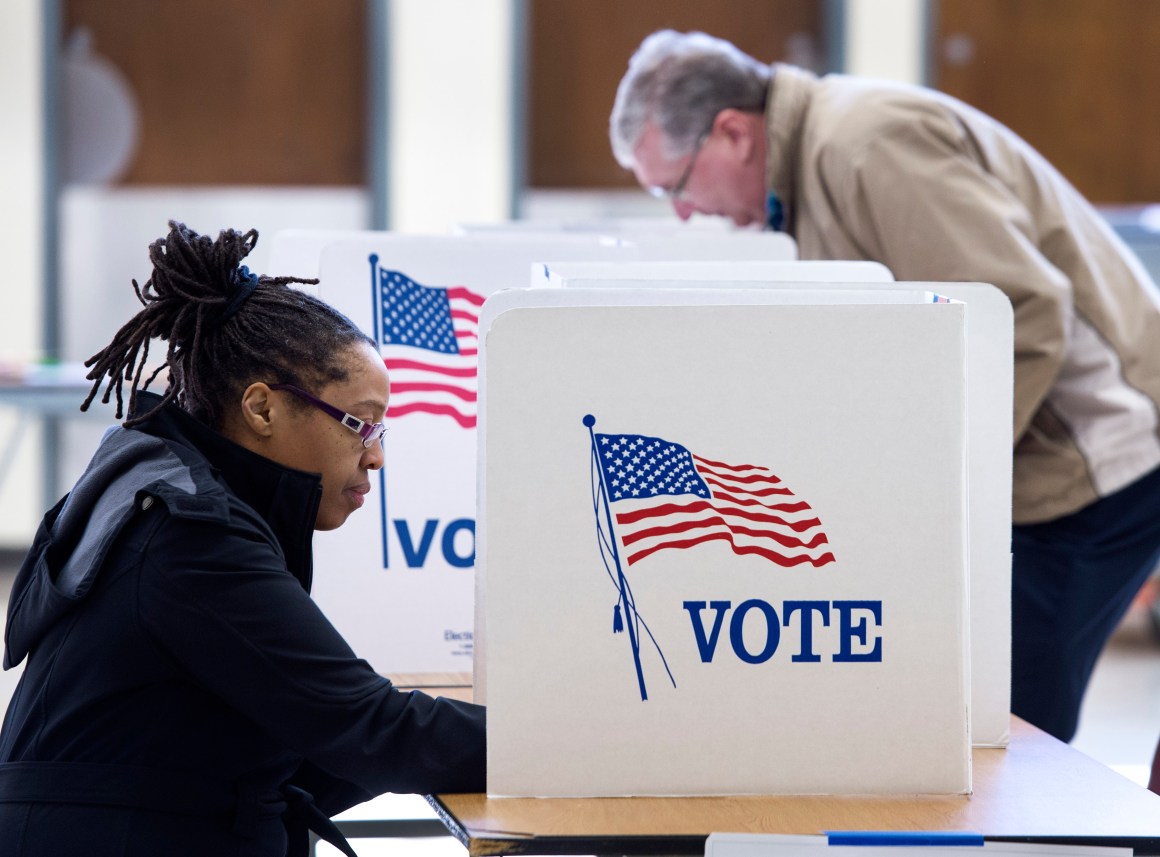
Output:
[0,222,484,857]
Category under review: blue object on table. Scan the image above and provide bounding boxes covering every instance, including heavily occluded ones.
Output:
[826,831,985,846]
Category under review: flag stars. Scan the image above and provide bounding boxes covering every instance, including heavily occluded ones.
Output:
[378,269,462,354]
[595,433,712,500]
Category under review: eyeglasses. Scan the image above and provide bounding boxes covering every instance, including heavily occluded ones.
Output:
[270,383,387,449]
[647,132,709,201]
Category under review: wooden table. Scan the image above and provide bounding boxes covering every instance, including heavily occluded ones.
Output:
[390,672,474,702]
[429,717,1160,856]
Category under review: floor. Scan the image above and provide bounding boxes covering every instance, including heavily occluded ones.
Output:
[0,556,1156,857]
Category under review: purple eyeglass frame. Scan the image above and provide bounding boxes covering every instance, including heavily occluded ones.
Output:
[270,383,386,449]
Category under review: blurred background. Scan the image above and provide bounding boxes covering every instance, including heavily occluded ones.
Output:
[4,0,1160,541]
[1,0,1159,807]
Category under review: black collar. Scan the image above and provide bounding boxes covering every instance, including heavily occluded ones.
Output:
[130,391,322,590]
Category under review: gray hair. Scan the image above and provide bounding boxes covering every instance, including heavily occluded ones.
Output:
[609,30,771,168]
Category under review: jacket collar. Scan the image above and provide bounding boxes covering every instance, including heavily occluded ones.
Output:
[132,392,322,590]
[3,393,323,669]
[764,63,820,235]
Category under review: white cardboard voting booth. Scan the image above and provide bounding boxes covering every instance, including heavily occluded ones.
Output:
[278,229,800,674]
[267,228,388,279]
[454,221,799,261]
[305,234,645,673]
[478,287,973,797]
[536,258,895,287]
[538,261,1014,750]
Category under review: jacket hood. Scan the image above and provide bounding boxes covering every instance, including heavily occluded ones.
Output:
[4,392,322,668]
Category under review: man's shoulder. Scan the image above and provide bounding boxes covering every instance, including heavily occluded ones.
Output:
[810,75,952,136]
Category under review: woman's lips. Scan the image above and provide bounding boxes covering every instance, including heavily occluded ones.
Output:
[345,483,370,509]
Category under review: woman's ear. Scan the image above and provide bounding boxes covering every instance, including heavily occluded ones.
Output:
[238,382,277,440]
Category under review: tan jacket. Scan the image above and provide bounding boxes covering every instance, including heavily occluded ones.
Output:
[766,64,1160,524]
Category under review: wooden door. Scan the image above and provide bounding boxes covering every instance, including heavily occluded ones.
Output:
[527,0,826,188]
[933,0,1160,203]
[63,0,367,185]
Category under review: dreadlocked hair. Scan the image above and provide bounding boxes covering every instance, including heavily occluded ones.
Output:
[82,220,375,429]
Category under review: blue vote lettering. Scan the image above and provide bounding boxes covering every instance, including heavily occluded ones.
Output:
[682,599,882,664]
[783,600,829,663]
[441,518,476,568]
[833,600,882,662]
[392,518,476,568]
[682,600,731,662]
[729,598,781,664]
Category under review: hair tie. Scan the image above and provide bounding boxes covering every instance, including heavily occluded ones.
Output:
[220,265,260,321]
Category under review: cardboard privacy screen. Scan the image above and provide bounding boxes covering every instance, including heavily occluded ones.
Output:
[454,219,799,262]
[536,258,894,287]
[480,288,972,797]
[537,263,1014,749]
[308,234,642,672]
[302,232,804,674]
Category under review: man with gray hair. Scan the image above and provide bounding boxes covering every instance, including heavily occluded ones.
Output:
[611,29,1160,766]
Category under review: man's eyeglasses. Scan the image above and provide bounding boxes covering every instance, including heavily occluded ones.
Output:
[647,132,709,201]
[270,383,387,449]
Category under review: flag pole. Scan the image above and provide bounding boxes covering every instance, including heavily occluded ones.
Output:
[584,414,648,701]
[368,254,381,344]
[369,254,390,569]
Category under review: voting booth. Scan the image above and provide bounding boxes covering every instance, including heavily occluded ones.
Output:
[478,286,988,797]
[536,258,895,288]
[271,229,800,674]
[532,261,1014,749]
[305,234,642,672]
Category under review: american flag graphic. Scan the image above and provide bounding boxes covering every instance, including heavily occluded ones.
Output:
[371,260,484,429]
[593,430,836,568]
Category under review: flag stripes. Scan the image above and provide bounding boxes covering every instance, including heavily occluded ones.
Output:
[592,431,835,568]
[375,266,483,429]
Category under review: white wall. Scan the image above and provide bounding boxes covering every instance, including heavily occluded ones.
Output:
[844,0,926,83]
[0,2,43,361]
[387,0,517,232]
[0,1,45,546]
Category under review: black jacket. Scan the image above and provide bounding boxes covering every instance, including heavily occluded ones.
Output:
[0,392,485,856]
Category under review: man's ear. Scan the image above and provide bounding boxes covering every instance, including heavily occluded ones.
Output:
[238,382,277,440]
[713,108,759,161]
